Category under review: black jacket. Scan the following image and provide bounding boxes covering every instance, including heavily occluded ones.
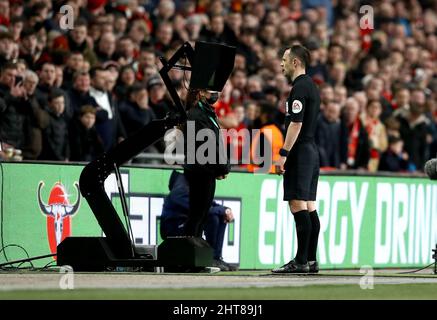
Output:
[315,115,348,168]
[378,150,409,172]
[91,91,127,152]
[39,109,70,161]
[0,83,32,148]
[118,100,156,137]
[398,114,432,170]
[183,101,230,177]
[69,119,105,162]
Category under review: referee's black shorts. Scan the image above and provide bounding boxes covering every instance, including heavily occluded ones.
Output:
[283,141,319,201]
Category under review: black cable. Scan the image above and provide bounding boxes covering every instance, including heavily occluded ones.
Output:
[0,244,35,269]
[40,260,56,270]
[397,263,435,274]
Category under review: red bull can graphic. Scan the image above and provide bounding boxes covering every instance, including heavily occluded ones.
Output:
[37,182,80,257]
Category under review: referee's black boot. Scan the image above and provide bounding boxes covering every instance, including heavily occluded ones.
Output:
[308,261,319,274]
[271,259,309,274]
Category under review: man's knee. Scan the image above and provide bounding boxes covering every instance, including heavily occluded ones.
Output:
[289,200,307,213]
[307,201,317,212]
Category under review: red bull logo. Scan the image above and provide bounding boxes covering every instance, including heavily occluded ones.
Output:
[37,182,80,256]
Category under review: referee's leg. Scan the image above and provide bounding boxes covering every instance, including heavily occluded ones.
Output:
[289,200,312,266]
[307,200,320,273]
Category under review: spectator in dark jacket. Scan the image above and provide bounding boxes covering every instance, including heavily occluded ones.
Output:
[0,62,32,149]
[119,83,156,137]
[21,70,49,160]
[67,71,110,142]
[160,170,237,271]
[0,32,14,69]
[90,66,126,151]
[69,105,104,162]
[39,89,69,161]
[315,101,348,169]
[35,62,67,115]
[397,103,433,171]
[147,75,172,120]
[199,14,238,45]
[51,18,98,67]
[379,136,412,172]
[114,65,136,100]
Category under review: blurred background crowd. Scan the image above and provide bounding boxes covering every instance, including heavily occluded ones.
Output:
[0,0,435,174]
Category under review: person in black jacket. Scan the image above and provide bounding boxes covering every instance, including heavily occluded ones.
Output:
[160,170,236,271]
[89,66,126,151]
[39,88,70,161]
[315,101,348,169]
[183,89,230,237]
[118,83,156,136]
[0,62,31,149]
[69,105,104,162]
[378,136,412,172]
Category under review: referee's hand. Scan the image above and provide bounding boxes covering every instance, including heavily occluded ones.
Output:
[276,156,286,175]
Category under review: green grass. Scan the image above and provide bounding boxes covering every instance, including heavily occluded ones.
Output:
[1,284,437,300]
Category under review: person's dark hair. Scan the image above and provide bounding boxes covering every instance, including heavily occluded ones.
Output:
[388,135,402,145]
[90,66,106,79]
[72,70,89,83]
[410,102,424,115]
[328,42,343,51]
[139,44,156,54]
[73,18,88,29]
[366,99,381,108]
[38,61,55,71]
[288,44,311,68]
[231,103,244,111]
[21,28,37,39]
[10,16,24,25]
[263,85,280,99]
[259,101,276,123]
[80,105,97,116]
[0,32,13,42]
[384,117,400,130]
[16,59,28,68]
[186,88,200,110]
[48,88,64,102]
[231,68,246,77]
[118,35,133,43]
[210,13,224,20]
[67,51,84,59]
[128,82,147,97]
[1,62,17,74]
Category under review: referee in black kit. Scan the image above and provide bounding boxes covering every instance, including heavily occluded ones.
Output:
[272,45,321,274]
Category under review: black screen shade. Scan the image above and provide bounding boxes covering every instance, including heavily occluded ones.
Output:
[189,41,236,92]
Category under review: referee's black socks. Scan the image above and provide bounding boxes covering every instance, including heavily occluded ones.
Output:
[308,210,320,262]
[292,210,312,264]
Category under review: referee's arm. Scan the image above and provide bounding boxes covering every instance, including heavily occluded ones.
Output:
[278,121,302,174]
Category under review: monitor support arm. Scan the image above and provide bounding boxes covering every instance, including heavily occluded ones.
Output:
[79,42,195,258]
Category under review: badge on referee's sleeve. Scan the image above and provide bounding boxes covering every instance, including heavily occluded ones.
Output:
[291,100,303,113]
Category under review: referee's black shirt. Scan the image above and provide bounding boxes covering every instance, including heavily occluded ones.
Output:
[284,74,320,143]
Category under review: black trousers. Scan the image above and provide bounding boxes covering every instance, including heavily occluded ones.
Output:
[204,214,227,259]
[184,169,217,237]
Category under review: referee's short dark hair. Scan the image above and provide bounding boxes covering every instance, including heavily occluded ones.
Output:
[288,45,311,68]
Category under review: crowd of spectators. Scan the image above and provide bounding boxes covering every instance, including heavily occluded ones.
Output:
[0,0,435,174]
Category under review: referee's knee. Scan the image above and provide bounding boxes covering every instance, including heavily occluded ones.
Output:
[289,200,307,213]
[307,201,317,212]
